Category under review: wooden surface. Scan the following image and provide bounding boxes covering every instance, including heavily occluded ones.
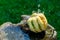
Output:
[26,24,57,40]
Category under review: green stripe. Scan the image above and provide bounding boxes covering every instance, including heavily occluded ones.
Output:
[31,20,37,32]
[37,19,42,31]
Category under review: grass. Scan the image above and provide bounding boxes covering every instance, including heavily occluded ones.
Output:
[0,0,60,40]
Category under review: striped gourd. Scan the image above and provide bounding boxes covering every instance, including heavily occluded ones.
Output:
[27,13,48,33]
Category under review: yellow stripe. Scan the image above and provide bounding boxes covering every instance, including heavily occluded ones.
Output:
[27,18,36,32]
[38,13,47,29]
[36,17,42,31]
[32,17,41,32]
[37,16,45,30]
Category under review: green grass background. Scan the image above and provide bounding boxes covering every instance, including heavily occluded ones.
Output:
[0,0,60,40]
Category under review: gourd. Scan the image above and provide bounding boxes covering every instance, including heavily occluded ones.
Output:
[27,13,48,33]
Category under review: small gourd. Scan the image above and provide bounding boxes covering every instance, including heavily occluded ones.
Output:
[27,13,48,33]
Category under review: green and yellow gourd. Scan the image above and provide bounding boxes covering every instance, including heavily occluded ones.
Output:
[27,13,48,33]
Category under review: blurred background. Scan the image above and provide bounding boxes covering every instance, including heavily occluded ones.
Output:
[0,0,60,40]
